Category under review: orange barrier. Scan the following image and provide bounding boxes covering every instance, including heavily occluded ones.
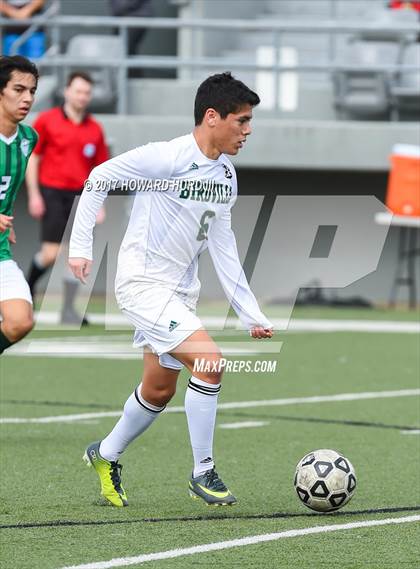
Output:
[386,145,420,216]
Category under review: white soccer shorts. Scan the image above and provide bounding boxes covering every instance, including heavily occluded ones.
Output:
[0,260,32,304]
[117,286,203,370]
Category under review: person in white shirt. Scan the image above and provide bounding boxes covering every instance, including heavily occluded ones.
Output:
[69,72,273,508]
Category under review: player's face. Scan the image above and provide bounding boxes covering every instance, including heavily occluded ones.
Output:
[64,77,92,113]
[214,104,253,156]
[0,71,37,124]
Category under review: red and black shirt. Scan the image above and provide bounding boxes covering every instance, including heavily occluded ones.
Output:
[33,106,109,191]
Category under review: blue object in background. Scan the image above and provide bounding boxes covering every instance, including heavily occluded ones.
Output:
[2,31,45,58]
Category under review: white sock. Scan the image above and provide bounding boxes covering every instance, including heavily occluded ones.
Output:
[99,383,165,462]
[185,376,221,478]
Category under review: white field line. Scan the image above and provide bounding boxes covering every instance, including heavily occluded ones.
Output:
[57,515,420,569]
[285,319,419,333]
[400,429,420,435]
[219,421,269,429]
[215,389,420,411]
[1,389,419,425]
[34,312,420,333]
[4,316,418,359]
[5,340,283,359]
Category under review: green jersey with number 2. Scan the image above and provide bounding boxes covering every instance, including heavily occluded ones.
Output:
[0,124,38,262]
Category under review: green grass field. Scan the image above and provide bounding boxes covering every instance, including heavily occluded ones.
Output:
[0,306,419,569]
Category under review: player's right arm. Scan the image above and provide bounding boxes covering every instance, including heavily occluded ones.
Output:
[69,142,174,282]
[68,161,120,277]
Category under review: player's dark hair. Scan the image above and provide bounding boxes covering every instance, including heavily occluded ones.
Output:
[194,71,260,125]
[0,55,39,93]
[66,71,94,87]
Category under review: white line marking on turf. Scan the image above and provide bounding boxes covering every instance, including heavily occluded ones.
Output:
[5,340,283,358]
[285,319,420,333]
[1,389,418,425]
[0,412,123,424]
[57,515,420,569]
[5,315,418,359]
[215,389,420,411]
[34,311,420,333]
[219,421,269,429]
[400,429,420,435]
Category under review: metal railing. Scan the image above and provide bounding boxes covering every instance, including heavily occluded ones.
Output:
[1,14,419,114]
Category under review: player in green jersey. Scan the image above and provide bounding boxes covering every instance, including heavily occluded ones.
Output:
[0,55,38,355]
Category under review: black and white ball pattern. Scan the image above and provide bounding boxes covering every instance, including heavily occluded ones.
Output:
[294,449,357,512]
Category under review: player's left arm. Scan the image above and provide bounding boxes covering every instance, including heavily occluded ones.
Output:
[207,208,273,339]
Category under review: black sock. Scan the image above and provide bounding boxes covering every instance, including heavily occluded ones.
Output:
[0,328,13,355]
[27,258,48,297]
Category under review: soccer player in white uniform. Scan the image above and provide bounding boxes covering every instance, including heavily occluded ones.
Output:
[69,72,273,507]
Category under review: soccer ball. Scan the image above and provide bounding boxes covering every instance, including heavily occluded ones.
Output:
[294,449,357,512]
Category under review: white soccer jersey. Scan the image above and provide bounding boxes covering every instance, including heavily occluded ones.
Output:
[69,133,272,330]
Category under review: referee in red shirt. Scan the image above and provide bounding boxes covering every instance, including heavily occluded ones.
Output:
[26,71,109,324]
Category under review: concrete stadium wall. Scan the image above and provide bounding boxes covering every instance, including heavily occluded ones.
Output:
[126,80,338,120]
[26,108,419,172]
[92,114,420,172]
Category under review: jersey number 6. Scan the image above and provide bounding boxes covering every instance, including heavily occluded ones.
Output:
[196,210,215,241]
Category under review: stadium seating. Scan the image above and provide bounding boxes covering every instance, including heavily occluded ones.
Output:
[390,43,420,120]
[332,40,402,119]
[213,0,419,119]
[20,0,418,120]
[60,34,124,112]
[353,5,419,42]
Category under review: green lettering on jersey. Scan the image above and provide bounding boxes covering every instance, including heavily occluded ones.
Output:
[179,179,232,205]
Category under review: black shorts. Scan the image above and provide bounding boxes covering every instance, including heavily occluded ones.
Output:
[40,186,82,244]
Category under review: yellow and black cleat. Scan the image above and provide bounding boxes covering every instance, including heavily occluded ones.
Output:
[83,441,128,507]
[189,468,237,506]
